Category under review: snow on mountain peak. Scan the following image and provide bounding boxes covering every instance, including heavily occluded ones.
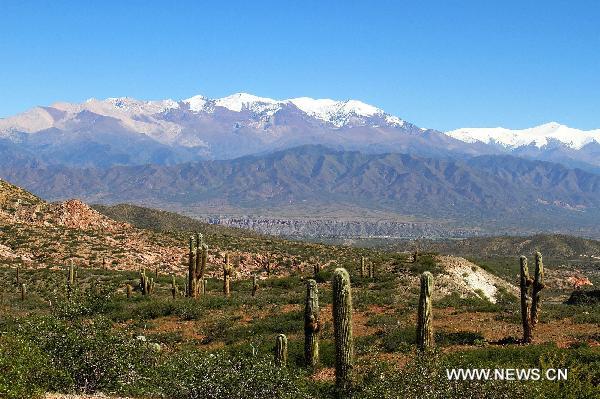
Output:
[446,123,600,150]
[1,92,406,137]
[104,97,179,114]
[214,92,281,115]
[184,95,208,112]
[54,97,180,116]
[288,97,394,127]
[180,93,405,128]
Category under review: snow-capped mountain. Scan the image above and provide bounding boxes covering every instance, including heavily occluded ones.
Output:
[445,122,600,173]
[446,122,600,150]
[0,93,472,167]
[1,93,598,173]
[182,93,405,128]
[0,92,404,138]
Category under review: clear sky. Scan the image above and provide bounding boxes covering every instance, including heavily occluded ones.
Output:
[1,1,599,131]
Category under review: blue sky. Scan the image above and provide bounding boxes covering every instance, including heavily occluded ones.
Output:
[1,1,599,131]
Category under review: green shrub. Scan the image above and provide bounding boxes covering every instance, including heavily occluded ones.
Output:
[0,335,69,399]
[16,316,153,394]
[149,351,308,399]
[379,326,415,353]
[409,254,443,276]
[434,331,485,346]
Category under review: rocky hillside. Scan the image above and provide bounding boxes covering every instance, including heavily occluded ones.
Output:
[0,178,187,272]
[434,255,518,303]
[0,179,393,278]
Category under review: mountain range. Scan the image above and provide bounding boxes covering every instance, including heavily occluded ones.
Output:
[1,145,599,237]
[1,93,598,172]
[1,93,599,238]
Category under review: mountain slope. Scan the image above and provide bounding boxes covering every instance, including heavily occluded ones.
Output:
[2,146,599,237]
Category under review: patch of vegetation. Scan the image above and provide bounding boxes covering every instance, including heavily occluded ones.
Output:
[566,289,600,306]
[409,254,443,275]
[435,292,503,312]
[434,331,485,346]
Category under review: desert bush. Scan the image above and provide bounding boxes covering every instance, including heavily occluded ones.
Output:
[379,326,415,353]
[149,350,308,399]
[434,331,485,346]
[0,335,69,399]
[356,345,600,399]
[409,254,443,275]
[15,316,153,394]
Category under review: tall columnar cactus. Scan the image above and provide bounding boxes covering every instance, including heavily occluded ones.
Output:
[416,271,434,350]
[223,254,232,296]
[368,262,374,279]
[20,283,26,301]
[171,275,178,299]
[360,256,366,278]
[530,252,545,328]
[188,236,196,298]
[197,244,208,296]
[519,252,545,342]
[274,334,288,367]
[252,275,259,297]
[203,279,207,295]
[312,263,321,278]
[304,279,320,367]
[148,277,155,295]
[332,268,353,395]
[68,263,75,286]
[16,267,19,285]
[195,233,203,283]
[519,256,532,343]
[126,284,133,299]
[140,269,148,295]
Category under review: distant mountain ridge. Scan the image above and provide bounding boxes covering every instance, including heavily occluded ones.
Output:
[446,122,600,150]
[2,145,599,237]
[446,122,600,173]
